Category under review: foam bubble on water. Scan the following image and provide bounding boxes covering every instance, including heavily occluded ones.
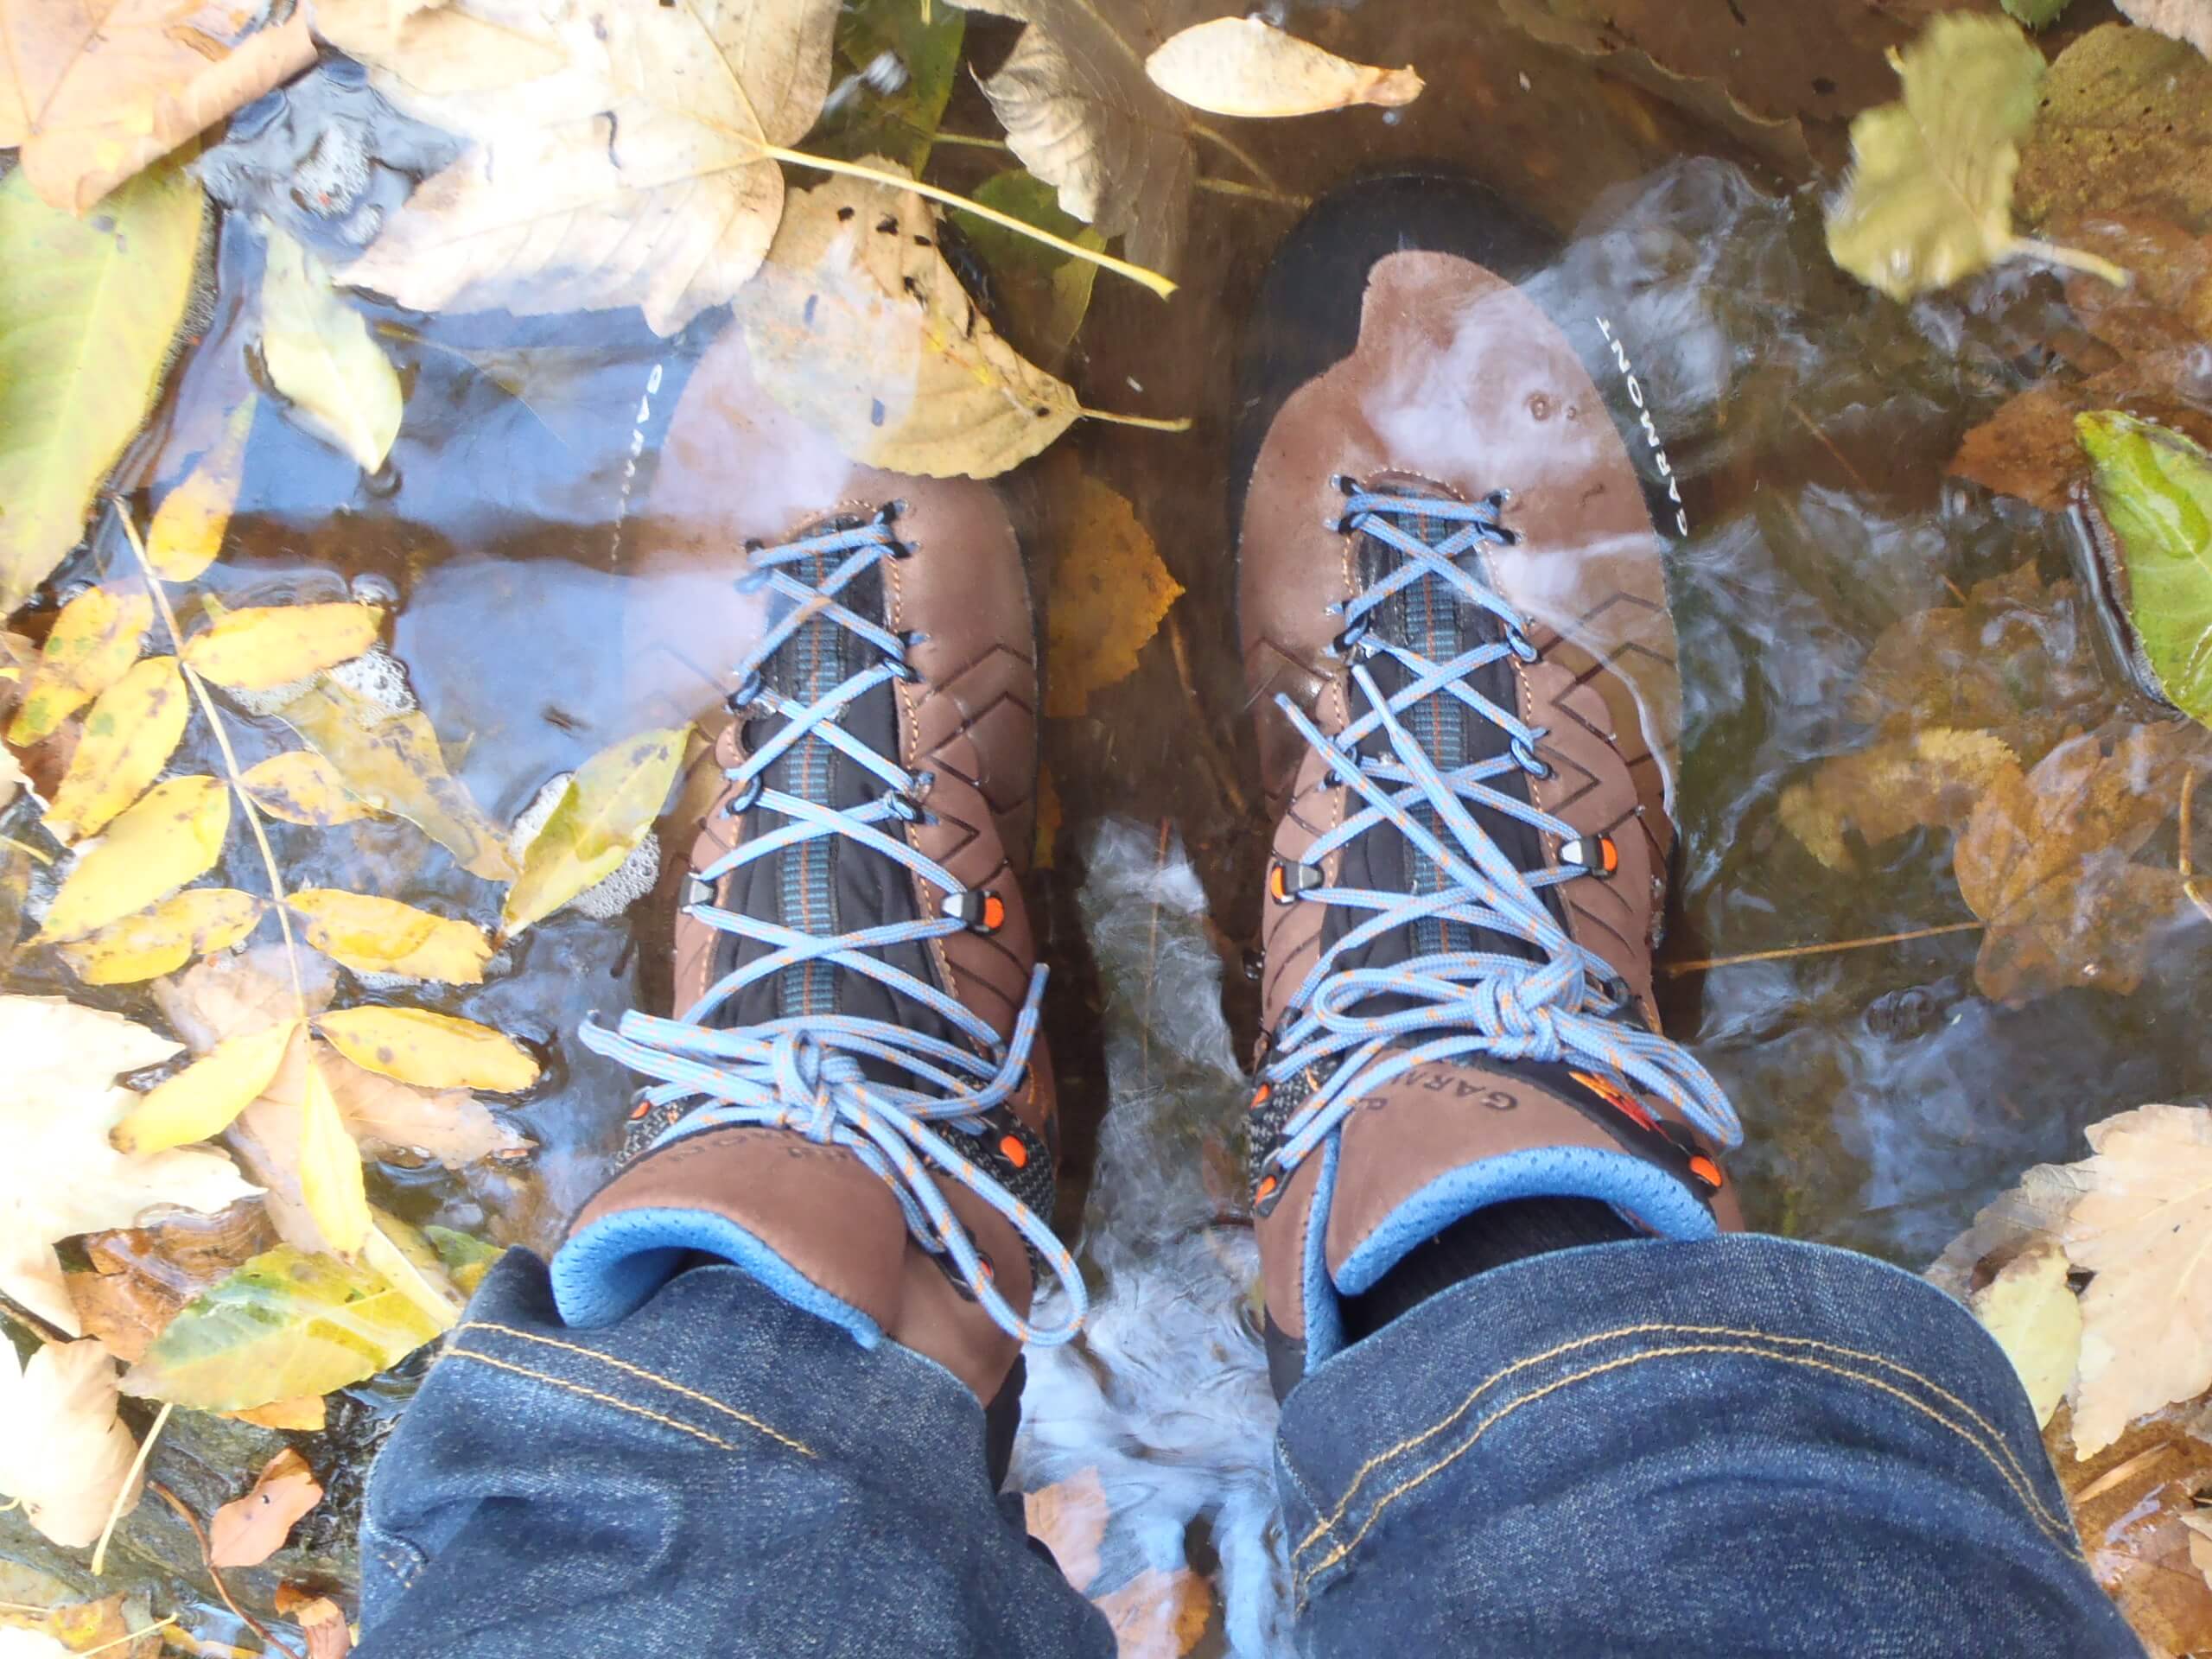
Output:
[506,772,662,922]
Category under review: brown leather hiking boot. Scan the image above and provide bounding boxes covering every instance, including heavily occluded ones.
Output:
[1233,173,1745,1392]
[553,331,1076,1408]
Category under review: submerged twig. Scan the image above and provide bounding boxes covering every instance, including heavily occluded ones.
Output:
[1662,919,1983,975]
[90,1402,171,1576]
[149,1481,304,1659]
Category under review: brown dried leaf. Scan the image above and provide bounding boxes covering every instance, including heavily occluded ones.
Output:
[1144,19,1421,118]
[1095,1565,1212,1659]
[209,1446,324,1568]
[1777,728,2017,872]
[1045,478,1182,717]
[67,1201,277,1363]
[296,1595,353,1659]
[1025,1465,1109,1593]
[319,1043,530,1169]
[2016,24,2212,234]
[2047,1402,2212,1654]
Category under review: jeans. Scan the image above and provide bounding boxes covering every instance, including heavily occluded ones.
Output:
[356,1234,2139,1658]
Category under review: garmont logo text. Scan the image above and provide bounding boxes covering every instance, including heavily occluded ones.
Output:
[1594,316,1689,538]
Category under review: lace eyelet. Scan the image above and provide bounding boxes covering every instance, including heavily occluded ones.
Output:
[1510,738,1553,779]
[1329,620,1375,658]
[887,657,920,683]
[886,791,925,823]
[721,775,764,817]
[1506,628,1541,664]
[725,671,766,713]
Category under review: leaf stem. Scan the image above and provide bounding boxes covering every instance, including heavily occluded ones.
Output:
[2008,237,2130,289]
[1195,175,1310,208]
[1660,919,1983,975]
[1076,406,1194,432]
[149,1480,303,1659]
[1188,121,1287,196]
[766,146,1179,298]
[116,505,308,1021]
[90,1401,169,1576]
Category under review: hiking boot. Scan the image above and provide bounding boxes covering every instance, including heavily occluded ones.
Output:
[552,332,1075,1408]
[1233,172,1745,1394]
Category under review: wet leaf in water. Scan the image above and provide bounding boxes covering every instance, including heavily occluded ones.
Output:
[320,0,837,334]
[260,229,404,473]
[8,582,154,746]
[0,1338,139,1549]
[284,889,493,983]
[951,169,1105,369]
[1953,725,2195,1005]
[1025,1466,1108,1592]
[208,1446,324,1568]
[2001,0,2072,27]
[67,1201,276,1364]
[1777,728,2017,873]
[59,888,266,987]
[183,601,382,691]
[0,0,314,213]
[739,163,1087,478]
[111,1020,302,1157]
[40,656,188,843]
[423,1224,504,1296]
[1145,19,1422,118]
[1824,16,2051,302]
[241,749,377,828]
[502,726,684,935]
[228,1395,326,1431]
[823,0,966,175]
[0,161,202,618]
[2116,0,2212,54]
[2049,1400,2212,1649]
[298,1054,370,1255]
[315,1006,540,1093]
[322,1045,530,1168]
[1967,1239,2080,1427]
[0,995,257,1338]
[36,776,232,944]
[145,395,258,584]
[363,1210,464,1329]
[1096,1565,1211,1658]
[276,677,518,880]
[2078,412,2212,732]
[295,1596,353,1659]
[952,0,1198,273]
[122,1244,444,1411]
[2017,24,2212,233]
[1045,478,1182,718]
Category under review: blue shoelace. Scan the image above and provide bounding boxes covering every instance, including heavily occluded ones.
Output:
[582,516,1086,1346]
[1256,487,1741,1198]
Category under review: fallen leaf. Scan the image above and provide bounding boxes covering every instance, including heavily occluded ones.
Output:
[1026,1466,1109,1592]
[0,1565,165,1659]
[36,776,232,944]
[1824,15,2052,301]
[502,727,684,935]
[155,941,338,1055]
[227,1395,327,1432]
[0,162,203,618]
[285,889,492,983]
[362,1210,463,1329]
[60,888,266,986]
[1953,724,2196,1003]
[321,1044,530,1168]
[2116,0,2212,55]
[7,582,155,746]
[184,603,382,692]
[952,0,1198,273]
[209,1447,324,1568]
[67,1200,277,1363]
[298,1057,370,1255]
[821,0,966,174]
[240,750,377,827]
[112,1020,302,1156]
[1095,1565,1211,1659]
[0,1339,139,1549]
[951,169,1105,369]
[315,1006,539,1093]
[1777,728,2017,873]
[294,1596,352,1659]
[261,227,404,472]
[318,0,838,334]
[737,162,1088,479]
[1967,1239,2082,1428]
[2017,24,2212,234]
[2078,412,2212,733]
[1144,18,1421,118]
[122,1243,444,1411]
[41,656,189,842]
[2059,1103,2212,1455]
[2048,1402,2212,1651]
[0,0,315,213]
[423,1224,503,1296]
[276,677,518,880]
[1046,477,1182,717]
[146,396,259,583]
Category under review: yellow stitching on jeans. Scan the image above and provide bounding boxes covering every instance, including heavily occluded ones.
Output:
[1290,1342,2084,1602]
[447,1348,741,1452]
[1293,1319,2062,1555]
[461,1321,816,1459]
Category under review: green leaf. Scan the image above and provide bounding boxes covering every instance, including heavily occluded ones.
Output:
[501,726,685,934]
[2077,411,2212,731]
[1824,15,2046,301]
[952,169,1107,366]
[424,1225,505,1298]
[823,0,966,173]
[1999,0,2071,29]
[120,1245,444,1411]
[0,160,204,614]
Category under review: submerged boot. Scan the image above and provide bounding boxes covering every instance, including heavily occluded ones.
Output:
[553,340,1076,1414]
[1234,173,1744,1395]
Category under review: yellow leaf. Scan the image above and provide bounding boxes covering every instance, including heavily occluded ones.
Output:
[225,1395,327,1431]
[41,655,190,843]
[111,1020,302,1157]
[1144,18,1422,118]
[261,227,404,472]
[239,749,377,827]
[315,1007,538,1093]
[1967,1239,2081,1429]
[0,162,203,618]
[182,602,382,691]
[7,582,154,745]
[37,777,232,944]
[276,678,518,880]
[284,889,493,983]
[298,1059,371,1256]
[501,727,685,934]
[1045,478,1182,717]
[146,396,258,583]
[58,888,265,986]
[361,1211,462,1332]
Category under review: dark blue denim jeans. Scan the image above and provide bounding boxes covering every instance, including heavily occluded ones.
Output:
[356,1235,2139,1657]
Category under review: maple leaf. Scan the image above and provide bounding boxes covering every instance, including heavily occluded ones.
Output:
[0,1338,140,1549]
[1777,728,2017,873]
[0,996,259,1335]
